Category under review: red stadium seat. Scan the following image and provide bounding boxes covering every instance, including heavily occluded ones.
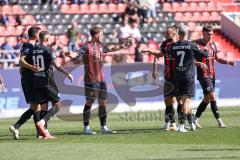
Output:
[207,2,216,11]
[79,4,89,14]
[70,4,80,14]
[117,3,126,13]
[179,2,189,12]
[172,3,181,12]
[16,25,24,36]
[2,5,13,15]
[0,37,5,46]
[198,2,207,11]
[0,26,6,36]
[183,12,193,22]
[189,2,198,12]
[163,3,172,12]
[12,5,25,15]
[192,12,201,22]
[98,4,108,13]
[211,12,221,21]
[175,12,183,21]
[23,15,36,25]
[107,4,117,13]
[89,4,98,14]
[60,4,71,14]
[6,26,17,36]
[201,12,211,21]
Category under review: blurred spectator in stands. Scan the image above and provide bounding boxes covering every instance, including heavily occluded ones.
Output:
[15,15,22,26]
[66,20,80,51]
[123,1,140,25]
[15,36,23,50]
[138,0,157,25]
[1,39,15,59]
[0,14,9,26]
[118,18,131,42]
[0,0,8,5]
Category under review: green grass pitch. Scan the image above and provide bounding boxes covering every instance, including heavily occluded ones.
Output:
[0,107,240,160]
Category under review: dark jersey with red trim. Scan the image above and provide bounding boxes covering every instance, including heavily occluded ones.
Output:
[170,40,208,80]
[194,39,218,79]
[77,42,109,83]
[160,39,175,81]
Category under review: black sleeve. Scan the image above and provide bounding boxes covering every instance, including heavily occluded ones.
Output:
[76,44,88,57]
[20,43,31,56]
[192,42,208,58]
[159,41,167,53]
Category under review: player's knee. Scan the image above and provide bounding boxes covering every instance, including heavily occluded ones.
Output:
[208,92,216,101]
[203,96,210,103]
[98,99,106,106]
[86,99,95,106]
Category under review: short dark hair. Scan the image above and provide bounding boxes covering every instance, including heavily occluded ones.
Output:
[39,31,50,42]
[202,25,213,32]
[28,26,41,39]
[90,25,103,37]
[178,25,188,36]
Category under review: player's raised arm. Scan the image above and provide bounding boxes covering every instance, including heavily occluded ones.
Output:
[141,48,164,58]
[52,60,73,82]
[215,54,236,67]
[106,37,135,52]
[63,51,79,59]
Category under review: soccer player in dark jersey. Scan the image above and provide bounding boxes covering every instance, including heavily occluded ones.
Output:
[170,25,208,132]
[29,31,73,139]
[64,25,134,135]
[141,26,180,131]
[193,25,236,128]
[9,26,43,140]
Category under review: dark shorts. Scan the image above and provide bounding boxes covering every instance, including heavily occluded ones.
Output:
[164,79,175,97]
[84,81,107,100]
[21,77,34,104]
[199,78,215,95]
[33,82,60,104]
[174,78,195,97]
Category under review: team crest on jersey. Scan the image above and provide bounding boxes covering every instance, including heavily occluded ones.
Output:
[23,48,30,54]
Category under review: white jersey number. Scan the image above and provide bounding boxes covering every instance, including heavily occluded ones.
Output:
[32,55,45,71]
[177,51,185,67]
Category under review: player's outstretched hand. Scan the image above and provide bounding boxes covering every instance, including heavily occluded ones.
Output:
[63,51,71,57]
[123,38,135,48]
[140,49,149,54]
[32,65,41,72]
[152,71,159,80]
[67,73,74,83]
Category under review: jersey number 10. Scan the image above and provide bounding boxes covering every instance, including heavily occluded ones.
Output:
[32,55,45,71]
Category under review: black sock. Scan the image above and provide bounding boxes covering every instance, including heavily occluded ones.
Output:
[83,105,91,126]
[13,108,33,129]
[177,103,183,121]
[210,101,220,119]
[40,111,48,129]
[98,106,107,127]
[195,101,209,118]
[43,106,59,122]
[166,105,175,123]
[187,112,194,124]
[165,106,171,123]
[33,111,41,123]
[179,113,187,125]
